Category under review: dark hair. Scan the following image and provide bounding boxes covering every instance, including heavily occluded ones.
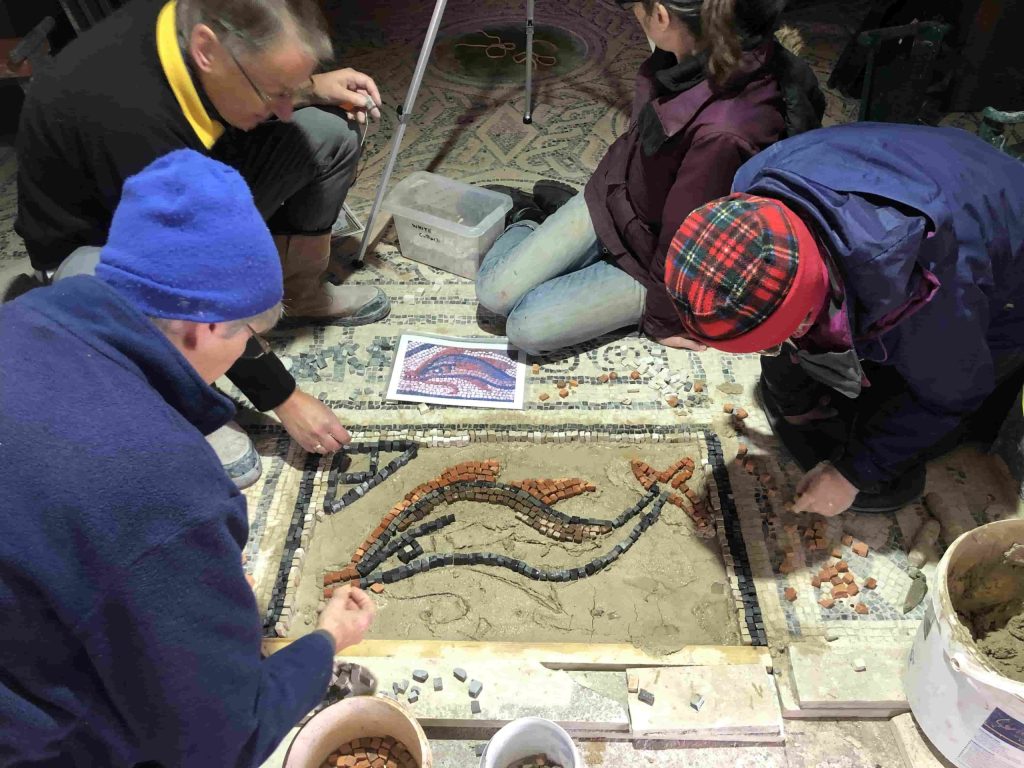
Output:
[640,0,784,84]
[178,0,332,61]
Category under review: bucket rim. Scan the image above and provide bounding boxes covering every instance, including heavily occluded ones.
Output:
[283,694,432,768]
[933,518,1024,695]
[480,716,583,768]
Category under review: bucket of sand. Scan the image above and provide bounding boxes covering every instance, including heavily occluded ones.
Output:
[284,695,432,768]
[905,517,1024,765]
[479,716,582,768]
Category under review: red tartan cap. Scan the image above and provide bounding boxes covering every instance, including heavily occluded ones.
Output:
[664,193,828,353]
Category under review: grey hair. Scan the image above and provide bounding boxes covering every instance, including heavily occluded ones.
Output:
[149,302,284,336]
[176,0,333,62]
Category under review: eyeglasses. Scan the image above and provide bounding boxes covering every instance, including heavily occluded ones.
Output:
[246,324,273,357]
[223,41,298,105]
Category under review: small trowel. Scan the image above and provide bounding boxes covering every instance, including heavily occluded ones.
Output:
[902,571,929,614]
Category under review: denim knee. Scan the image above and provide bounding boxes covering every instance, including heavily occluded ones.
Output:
[505,305,560,356]
[475,223,539,317]
[475,268,516,318]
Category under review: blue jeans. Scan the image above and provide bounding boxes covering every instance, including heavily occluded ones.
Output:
[475,193,646,355]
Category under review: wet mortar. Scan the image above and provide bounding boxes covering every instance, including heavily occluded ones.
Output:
[292,443,739,653]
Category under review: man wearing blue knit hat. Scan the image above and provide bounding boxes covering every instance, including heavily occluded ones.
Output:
[0,150,375,766]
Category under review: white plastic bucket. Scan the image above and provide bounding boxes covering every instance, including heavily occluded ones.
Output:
[480,717,583,768]
[905,518,1024,767]
[284,695,432,768]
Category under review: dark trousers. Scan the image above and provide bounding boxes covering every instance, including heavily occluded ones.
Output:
[760,349,1024,474]
[217,107,361,411]
[212,106,361,237]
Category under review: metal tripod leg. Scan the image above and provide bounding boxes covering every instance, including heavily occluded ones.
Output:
[523,0,535,124]
[353,0,450,266]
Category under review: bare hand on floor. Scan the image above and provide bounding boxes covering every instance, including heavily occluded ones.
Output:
[317,585,376,653]
[655,334,707,351]
[274,389,351,454]
[792,462,858,517]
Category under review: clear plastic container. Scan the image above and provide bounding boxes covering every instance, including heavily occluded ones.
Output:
[383,171,513,279]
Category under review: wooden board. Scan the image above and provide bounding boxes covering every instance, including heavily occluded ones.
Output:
[776,655,909,719]
[344,657,630,734]
[262,638,770,670]
[626,665,784,742]
[789,643,910,712]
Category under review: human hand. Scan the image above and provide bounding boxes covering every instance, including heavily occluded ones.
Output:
[792,462,859,517]
[656,334,707,352]
[317,585,376,653]
[783,395,838,426]
[311,68,382,123]
[274,389,351,454]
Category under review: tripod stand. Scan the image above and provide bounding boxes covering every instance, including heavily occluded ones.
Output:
[352,0,537,266]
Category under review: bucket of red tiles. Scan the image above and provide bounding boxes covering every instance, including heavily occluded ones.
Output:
[905,517,1024,766]
[284,695,432,768]
[480,716,582,768]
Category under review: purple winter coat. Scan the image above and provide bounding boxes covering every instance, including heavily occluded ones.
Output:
[585,42,825,339]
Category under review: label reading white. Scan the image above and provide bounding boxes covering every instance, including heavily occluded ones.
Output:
[959,707,1024,768]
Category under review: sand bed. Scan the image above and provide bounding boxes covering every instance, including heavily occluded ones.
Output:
[290,443,740,653]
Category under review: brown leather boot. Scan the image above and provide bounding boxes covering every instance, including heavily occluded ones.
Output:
[276,234,390,325]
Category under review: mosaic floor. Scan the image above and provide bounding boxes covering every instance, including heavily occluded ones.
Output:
[2,0,1023,663]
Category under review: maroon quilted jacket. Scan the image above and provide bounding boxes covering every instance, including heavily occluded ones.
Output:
[585,42,825,339]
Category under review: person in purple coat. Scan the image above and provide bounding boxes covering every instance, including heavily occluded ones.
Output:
[475,0,824,354]
[665,123,1024,515]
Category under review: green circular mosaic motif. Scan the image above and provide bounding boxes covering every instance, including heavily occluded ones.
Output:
[435,23,590,85]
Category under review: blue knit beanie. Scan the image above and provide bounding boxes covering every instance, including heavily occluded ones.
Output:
[96,150,283,322]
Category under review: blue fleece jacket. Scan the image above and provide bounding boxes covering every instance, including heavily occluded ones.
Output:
[0,277,333,767]
[733,123,1024,487]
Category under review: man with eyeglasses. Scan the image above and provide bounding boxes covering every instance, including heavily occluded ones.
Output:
[0,150,375,766]
[664,122,1024,517]
[15,0,386,487]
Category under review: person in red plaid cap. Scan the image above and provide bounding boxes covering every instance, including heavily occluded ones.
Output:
[665,122,1024,516]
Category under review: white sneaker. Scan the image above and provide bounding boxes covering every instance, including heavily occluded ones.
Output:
[207,421,262,489]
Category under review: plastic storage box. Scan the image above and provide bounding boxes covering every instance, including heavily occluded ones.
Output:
[383,171,513,279]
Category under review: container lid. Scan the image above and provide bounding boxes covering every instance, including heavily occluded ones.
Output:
[384,171,513,233]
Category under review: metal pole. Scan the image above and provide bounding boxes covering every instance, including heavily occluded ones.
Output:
[523,0,535,124]
[353,0,451,266]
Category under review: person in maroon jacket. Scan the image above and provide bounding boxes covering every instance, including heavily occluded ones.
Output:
[475,0,824,354]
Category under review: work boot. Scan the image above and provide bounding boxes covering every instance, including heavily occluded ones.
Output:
[277,234,391,325]
[532,180,577,217]
[207,421,262,490]
[485,185,545,227]
[847,465,925,513]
